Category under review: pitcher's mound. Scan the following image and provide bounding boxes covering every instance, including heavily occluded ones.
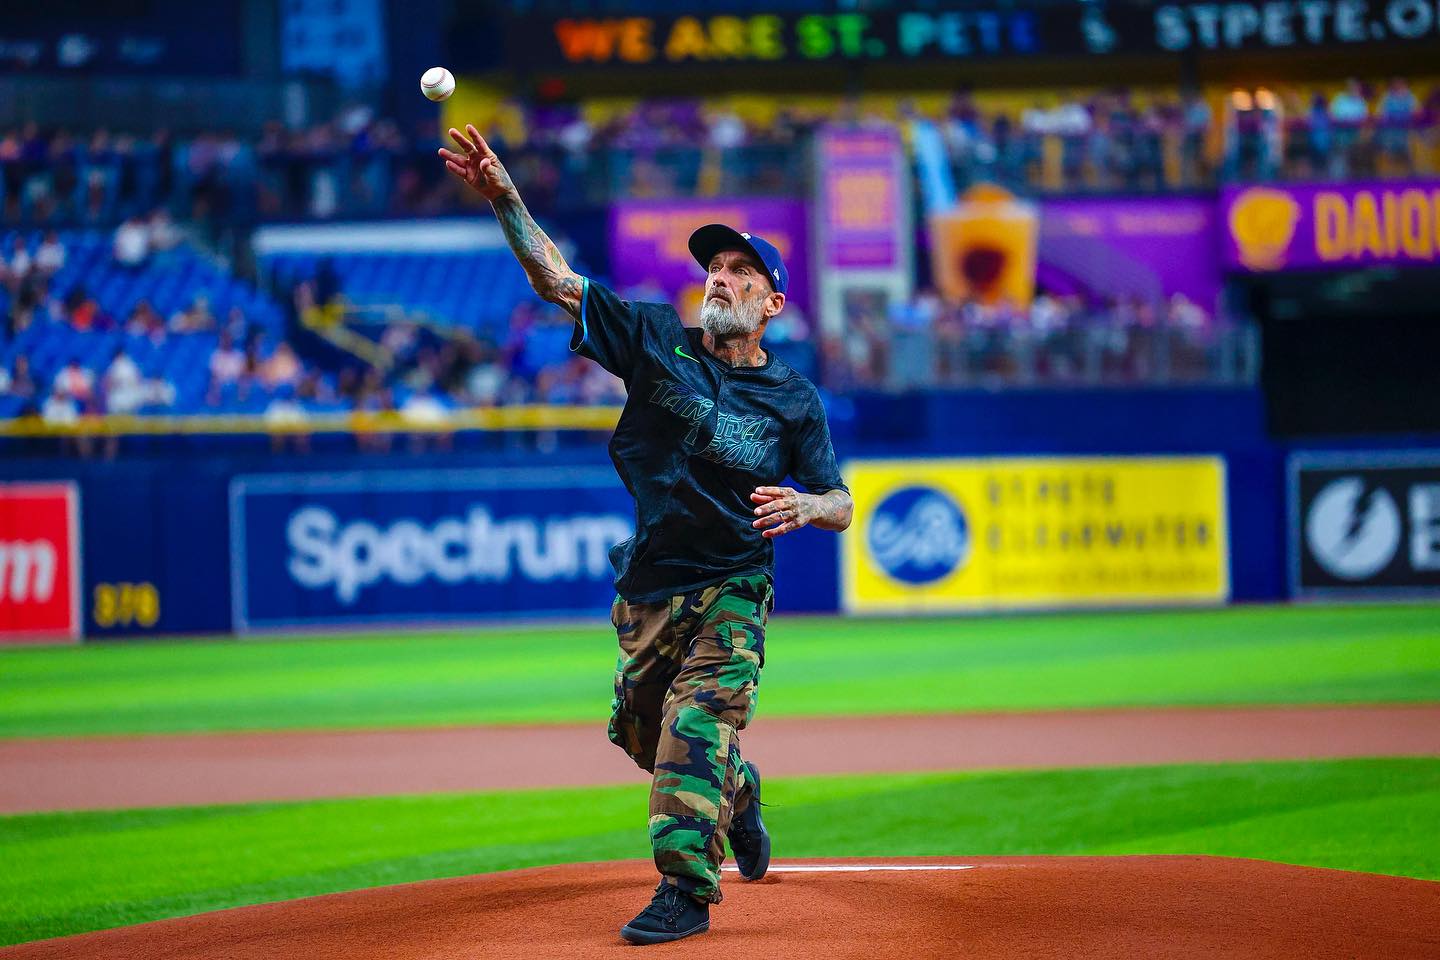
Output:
[7,857,1438,959]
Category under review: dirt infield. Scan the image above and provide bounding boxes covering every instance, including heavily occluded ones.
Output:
[3,704,1438,814]
[5,857,1436,960]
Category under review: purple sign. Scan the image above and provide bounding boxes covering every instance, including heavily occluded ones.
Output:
[609,198,810,318]
[1221,181,1440,273]
[818,128,904,270]
[1037,196,1220,315]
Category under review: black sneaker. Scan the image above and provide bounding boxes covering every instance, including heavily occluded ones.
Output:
[619,883,711,945]
[729,761,771,881]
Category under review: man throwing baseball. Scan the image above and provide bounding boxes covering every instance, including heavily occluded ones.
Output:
[441,125,852,945]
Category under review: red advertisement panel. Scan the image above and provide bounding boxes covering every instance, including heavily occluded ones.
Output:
[0,483,81,643]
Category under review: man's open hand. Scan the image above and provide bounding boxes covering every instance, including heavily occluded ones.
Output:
[751,486,819,538]
[751,486,854,538]
[438,124,515,202]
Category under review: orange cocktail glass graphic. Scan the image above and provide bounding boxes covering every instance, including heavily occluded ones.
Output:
[929,184,1038,307]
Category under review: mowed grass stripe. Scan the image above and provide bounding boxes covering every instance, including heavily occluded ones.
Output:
[1,604,1438,738]
[1,758,1437,946]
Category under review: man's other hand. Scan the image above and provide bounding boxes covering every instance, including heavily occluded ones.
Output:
[751,486,818,539]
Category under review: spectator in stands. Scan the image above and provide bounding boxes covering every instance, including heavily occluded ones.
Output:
[400,344,439,394]
[1167,293,1209,330]
[102,347,145,415]
[336,367,361,404]
[63,287,102,331]
[264,384,309,454]
[41,384,80,427]
[3,235,32,292]
[33,229,65,278]
[242,330,266,385]
[380,321,420,369]
[126,299,167,344]
[47,130,80,220]
[707,105,748,153]
[147,208,182,252]
[1379,78,1419,172]
[295,369,333,405]
[170,294,215,333]
[260,342,303,390]
[462,338,508,407]
[1303,93,1335,177]
[54,357,94,404]
[1329,79,1370,177]
[400,394,456,454]
[208,331,245,391]
[0,355,36,401]
[113,215,150,267]
[0,131,21,221]
[4,281,39,337]
[265,384,305,424]
[400,387,450,426]
[577,361,625,406]
[1180,93,1212,186]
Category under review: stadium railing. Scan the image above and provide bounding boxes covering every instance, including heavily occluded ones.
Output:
[0,404,622,438]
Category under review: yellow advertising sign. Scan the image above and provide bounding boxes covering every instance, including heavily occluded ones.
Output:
[842,457,1229,613]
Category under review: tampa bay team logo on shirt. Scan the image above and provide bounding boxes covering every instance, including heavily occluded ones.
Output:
[649,380,778,470]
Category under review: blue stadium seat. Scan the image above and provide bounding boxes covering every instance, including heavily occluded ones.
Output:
[2,228,288,410]
[260,248,565,335]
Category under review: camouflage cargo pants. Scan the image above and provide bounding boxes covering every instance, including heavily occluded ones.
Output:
[607,573,772,904]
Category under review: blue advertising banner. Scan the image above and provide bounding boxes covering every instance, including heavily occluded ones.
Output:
[230,469,635,631]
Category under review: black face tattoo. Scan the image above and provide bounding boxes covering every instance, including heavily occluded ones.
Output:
[744,282,752,293]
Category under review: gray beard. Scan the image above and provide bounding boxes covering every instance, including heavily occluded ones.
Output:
[700,295,764,338]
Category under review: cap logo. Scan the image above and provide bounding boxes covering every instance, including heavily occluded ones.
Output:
[741,232,751,239]
[773,268,780,282]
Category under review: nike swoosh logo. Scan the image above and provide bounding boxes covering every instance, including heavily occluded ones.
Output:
[674,345,700,363]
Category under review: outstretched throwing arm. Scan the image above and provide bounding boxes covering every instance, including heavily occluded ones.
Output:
[439,124,583,318]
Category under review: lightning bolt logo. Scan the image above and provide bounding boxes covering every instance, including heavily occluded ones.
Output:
[1339,485,1382,552]
[1305,476,1401,582]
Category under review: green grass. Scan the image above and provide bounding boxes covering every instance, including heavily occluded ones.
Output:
[1,757,1437,946]
[1,604,1437,738]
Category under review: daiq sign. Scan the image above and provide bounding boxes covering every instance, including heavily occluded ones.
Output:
[1223,182,1440,272]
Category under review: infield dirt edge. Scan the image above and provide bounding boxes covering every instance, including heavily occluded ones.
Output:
[3,856,1437,959]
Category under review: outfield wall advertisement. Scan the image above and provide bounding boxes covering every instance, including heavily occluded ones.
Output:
[817,128,905,271]
[1038,195,1221,314]
[1222,181,1440,272]
[230,470,635,631]
[1291,454,1440,598]
[842,456,1230,613]
[0,483,81,644]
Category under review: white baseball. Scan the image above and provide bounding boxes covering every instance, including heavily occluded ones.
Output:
[420,67,455,102]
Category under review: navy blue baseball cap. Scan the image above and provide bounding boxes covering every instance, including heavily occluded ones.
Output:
[688,223,789,296]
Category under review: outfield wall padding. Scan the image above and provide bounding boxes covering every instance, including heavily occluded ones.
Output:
[6,388,1433,638]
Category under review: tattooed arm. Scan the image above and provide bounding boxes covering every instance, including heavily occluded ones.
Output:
[439,124,583,318]
[750,486,854,539]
